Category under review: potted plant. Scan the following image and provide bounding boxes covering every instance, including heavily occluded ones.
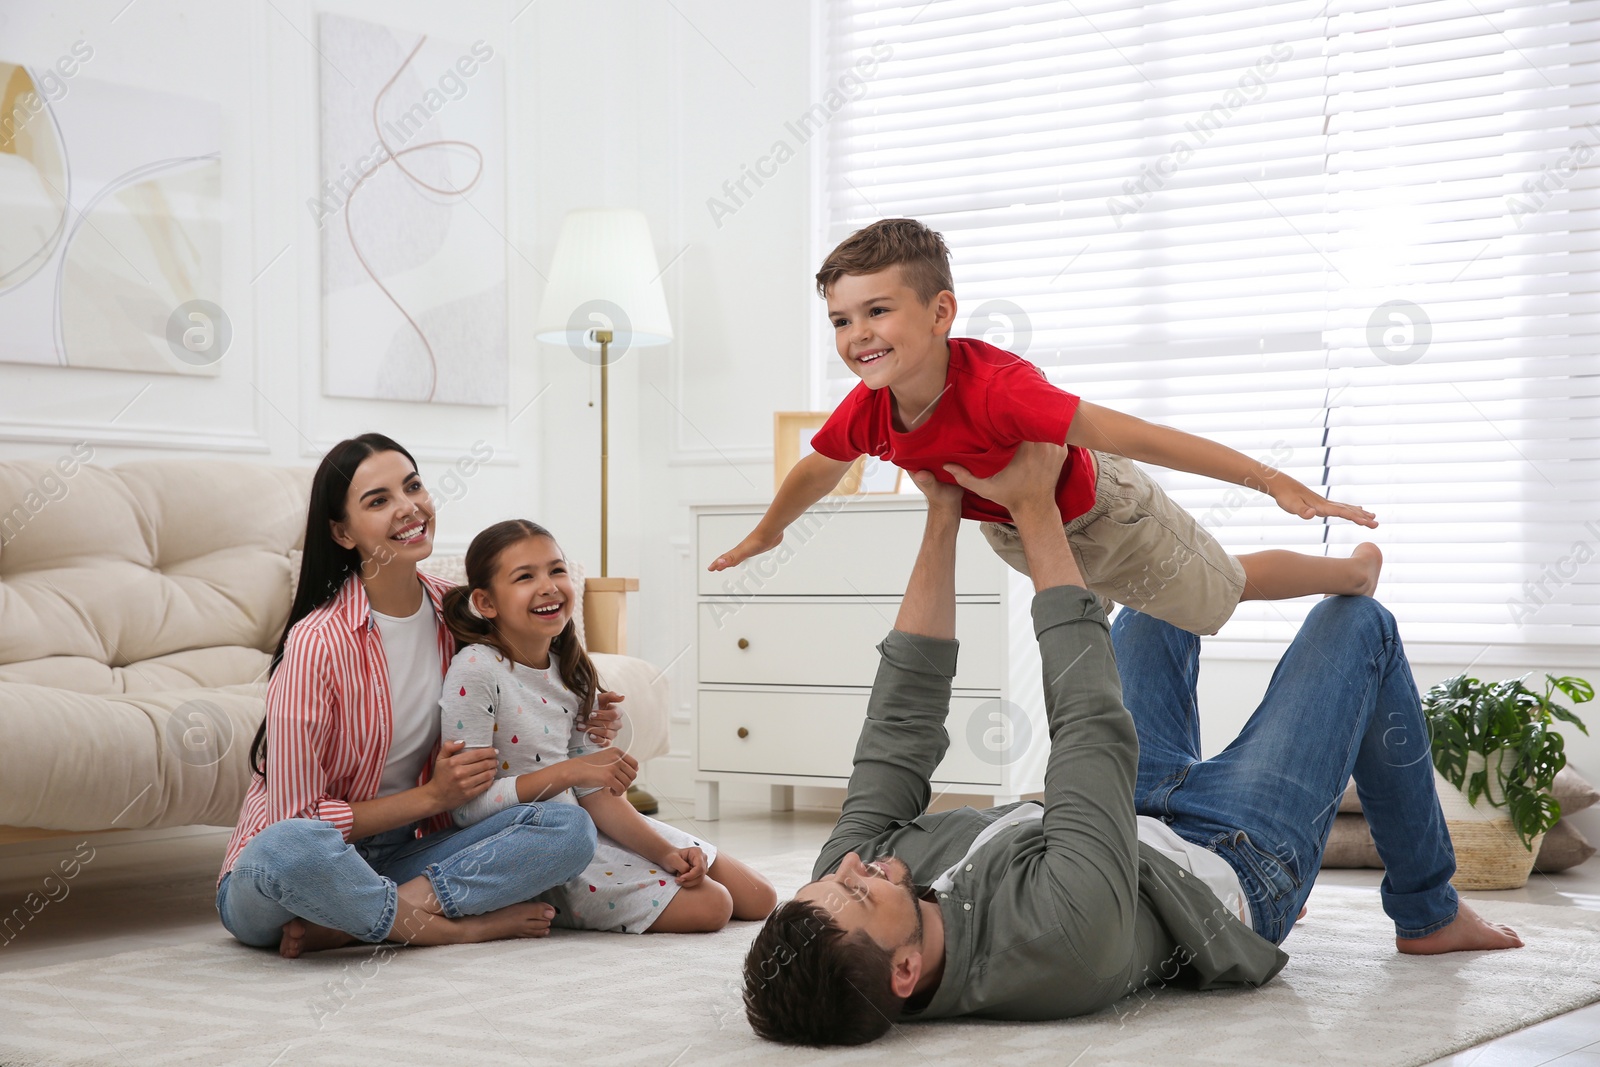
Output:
[1423,672,1592,889]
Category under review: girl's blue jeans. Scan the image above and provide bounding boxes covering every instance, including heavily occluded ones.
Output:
[215,801,596,947]
[1111,595,1459,945]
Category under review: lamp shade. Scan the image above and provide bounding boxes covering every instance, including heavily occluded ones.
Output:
[534,208,674,348]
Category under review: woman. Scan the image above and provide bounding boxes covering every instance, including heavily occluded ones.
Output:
[215,433,625,957]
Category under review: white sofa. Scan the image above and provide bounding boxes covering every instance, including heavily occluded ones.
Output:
[0,458,668,842]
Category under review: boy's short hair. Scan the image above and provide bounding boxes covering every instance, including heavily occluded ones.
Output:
[816,218,953,307]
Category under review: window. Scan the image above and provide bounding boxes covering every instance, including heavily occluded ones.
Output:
[819,0,1599,652]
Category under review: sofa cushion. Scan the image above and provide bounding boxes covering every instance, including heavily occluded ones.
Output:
[0,680,267,829]
[0,647,270,693]
[0,460,308,685]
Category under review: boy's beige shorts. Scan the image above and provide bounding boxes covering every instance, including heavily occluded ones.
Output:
[979,451,1247,637]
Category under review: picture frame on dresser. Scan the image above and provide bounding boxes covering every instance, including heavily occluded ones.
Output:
[691,496,1050,820]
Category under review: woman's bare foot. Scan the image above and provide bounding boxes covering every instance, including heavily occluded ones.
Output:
[279,918,359,958]
[1396,902,1523,955]
[388,901,559,947]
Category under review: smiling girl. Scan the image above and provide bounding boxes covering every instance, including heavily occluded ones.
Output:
[440,519,777,933]
[215,434,619,957]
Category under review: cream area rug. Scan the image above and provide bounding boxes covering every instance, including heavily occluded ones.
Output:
[3,849,1599,1067]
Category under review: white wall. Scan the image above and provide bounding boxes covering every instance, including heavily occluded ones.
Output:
[6,1,1595,821]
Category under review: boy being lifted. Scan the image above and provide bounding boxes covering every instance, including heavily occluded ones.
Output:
[710,218,1380,636]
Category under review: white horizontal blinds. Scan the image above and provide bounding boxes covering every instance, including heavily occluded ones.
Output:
[822,0,1600,649]
[822,0,1336,644]
[1321,0,1600,647]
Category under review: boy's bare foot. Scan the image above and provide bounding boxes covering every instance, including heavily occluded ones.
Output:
[279,917,359,958]
[1323,542,1383,598]
[1349,542,1382,596]
[1396,903,1523,955]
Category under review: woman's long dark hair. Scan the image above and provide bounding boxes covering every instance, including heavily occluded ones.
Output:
[438,519,599,723]
[249,433,420,781]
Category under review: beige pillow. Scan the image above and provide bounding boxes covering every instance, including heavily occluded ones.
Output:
[1320,810,1597,872]
[1534,821,1599,873]
[1337,766,1600,817]
[1322,814,1383,868]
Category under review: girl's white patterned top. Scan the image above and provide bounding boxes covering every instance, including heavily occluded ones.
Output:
[438,642,600,827]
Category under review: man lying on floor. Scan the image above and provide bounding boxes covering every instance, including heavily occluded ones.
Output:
[741,440,1522,1047]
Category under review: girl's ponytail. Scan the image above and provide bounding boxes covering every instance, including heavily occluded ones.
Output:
[554,615,599,727]
[440,584,496,648]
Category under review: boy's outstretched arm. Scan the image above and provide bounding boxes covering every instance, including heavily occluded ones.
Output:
[708,451,855,571]
[1065,400,1378,529]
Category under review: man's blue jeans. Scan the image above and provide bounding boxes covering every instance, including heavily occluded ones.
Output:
[216,801,596,947]
[1111,595,1458,945]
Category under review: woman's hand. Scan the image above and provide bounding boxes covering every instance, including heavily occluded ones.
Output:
[565,748,638,796]
[426,739,498,809]
[582,692,625,747]
[908,469,964,515]
[660,846,708,888]
[1271,479,1378,529]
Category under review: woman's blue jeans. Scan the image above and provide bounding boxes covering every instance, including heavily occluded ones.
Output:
[215,801,597,947]
[1111,595,1458,945]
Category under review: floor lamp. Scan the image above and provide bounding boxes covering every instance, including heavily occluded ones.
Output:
[534,208,673,814]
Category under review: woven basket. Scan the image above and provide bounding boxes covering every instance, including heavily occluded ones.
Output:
[1434,764,1544,890]
[1444,818,1544,890]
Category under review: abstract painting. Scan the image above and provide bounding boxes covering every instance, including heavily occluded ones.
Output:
[317,14,507,406]
[0,60,222,374]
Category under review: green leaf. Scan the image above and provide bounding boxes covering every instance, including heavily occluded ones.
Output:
[1549,674,1595,705]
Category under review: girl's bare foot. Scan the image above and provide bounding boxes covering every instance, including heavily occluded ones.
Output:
[279,918,359,958]
[1396,903,1523,955]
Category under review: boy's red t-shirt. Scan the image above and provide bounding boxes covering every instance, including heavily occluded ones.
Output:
[809,336,1097,525]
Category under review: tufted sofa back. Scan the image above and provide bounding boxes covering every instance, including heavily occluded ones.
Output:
[0,459,311,694]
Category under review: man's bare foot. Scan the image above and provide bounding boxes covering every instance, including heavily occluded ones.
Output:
[279,917,359,958]
[1396,902,1523,955]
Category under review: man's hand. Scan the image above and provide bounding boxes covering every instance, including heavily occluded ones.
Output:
[1270,479,1378,529]
[426,739,498,809]
[944,441,1067,522]
[708,527,782,572]
[581,692,625,746]
[908,469,963,514]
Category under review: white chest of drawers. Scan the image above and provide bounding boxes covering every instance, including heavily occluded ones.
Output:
[691,496,1050,820]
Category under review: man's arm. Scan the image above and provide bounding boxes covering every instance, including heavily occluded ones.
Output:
[946,442,1141,980]
[1065,400,1376,529]
[813,472,963,880]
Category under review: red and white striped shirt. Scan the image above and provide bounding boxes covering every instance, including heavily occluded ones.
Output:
[218,571,459,886]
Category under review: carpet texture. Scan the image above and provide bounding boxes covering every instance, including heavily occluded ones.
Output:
[3,849,1599,1067]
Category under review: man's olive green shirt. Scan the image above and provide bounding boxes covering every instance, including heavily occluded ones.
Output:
[813,585,1288,1021]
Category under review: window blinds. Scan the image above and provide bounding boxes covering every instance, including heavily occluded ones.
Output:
[819,0,1599,651]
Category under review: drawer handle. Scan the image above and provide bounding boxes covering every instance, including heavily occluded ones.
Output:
[737,727,749,739]
[736,638,749,650]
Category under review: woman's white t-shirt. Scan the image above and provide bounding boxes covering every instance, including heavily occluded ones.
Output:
[371,596,444,798]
